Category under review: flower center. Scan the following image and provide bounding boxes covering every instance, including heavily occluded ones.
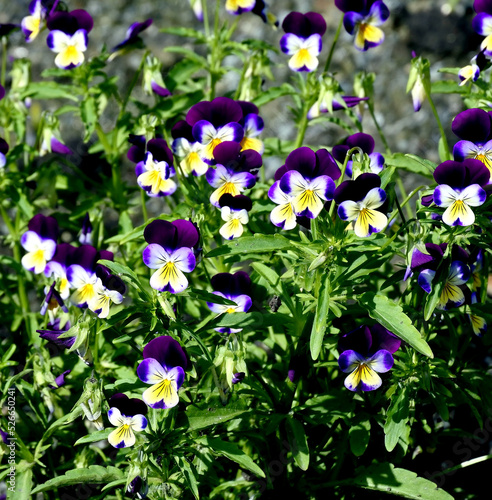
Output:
[475,153,492,173]
[65,45,78,60]
[226,307,236,314]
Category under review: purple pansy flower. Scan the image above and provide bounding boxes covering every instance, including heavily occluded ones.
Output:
[336,0,390,52]
[21,0,47,42]
[206,271,253,334]
[238,101,265,154]
[112,19,152,53]
[21,214,59,274]
[251,0,278,26]
[79,213,92,245]
[338,323,400,391]
[107,393,148,448]
[458,50,488,86]
[432,159,489,226]
[41,281,68,317]
[206,141,261,207]
[218,194,252,240]
[332,132,384,178]
[137,336,188,409]
[280,12,326,72]
[271,147,338,222]
[473,0,492,55]
[452,108,492,177]
[335,173,388,237]
[37,317,74,349]
[142,219,199,293]
[88,264,126,319]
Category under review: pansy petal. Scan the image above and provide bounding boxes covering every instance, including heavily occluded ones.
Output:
[108,425,135,448]
[142,244,170,269]
[137,358,167,384]
[366,349,394,373]
[358,365,383,391]
[438,283,466,309]
[448,261,471,286]
[368,1,391,26]
[338,349,365,373]
[270,203,297,230]
[353,208,387,237]
[279,33,303,54]
[417,269,436,294]
[130,414,148,432]
[337,200,360,222]
[442,201,476,226]
[172,247,197,273]
[142,379,179,409]
[433,184,457,207]
[453,140,480,162]
[150,264,188,293]
[363,187,386,209]
[460,184,486,207]
[107,407,124,427]
[268,180,290,204]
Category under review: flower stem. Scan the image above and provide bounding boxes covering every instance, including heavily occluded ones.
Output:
[396,176,413,221]
[323,17,343,74]
[427,94,451,160]
[1,37,7,87]
[140,189,148,222]
[202,0,210,38]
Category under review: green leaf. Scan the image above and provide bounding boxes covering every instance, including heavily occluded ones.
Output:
[14,461,33,500]
[74,428,112,445]
[424,279,444,321]
[205,234,292,258]
[97,259,146,294]
[251,262,281,289]
[161,27,206,41]
[347,463,454,499]
[431,80,467,94]
[187,288,237,306]
[349,416,371,457]
[384,388,410,452]
[386,153,435,178]
[286,416,310,471]
[310,276,330,360]
[206,437,265,478]
[80,96,98,141]
[31,466,124,494]
[359,292,433,358]
[183,398,249,431]
[20,82,80,101]
[175,456,200,499]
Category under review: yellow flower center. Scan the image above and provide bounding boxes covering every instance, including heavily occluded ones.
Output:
[475,153,492,173]
[226,307,236,314]
[65,45,78,59]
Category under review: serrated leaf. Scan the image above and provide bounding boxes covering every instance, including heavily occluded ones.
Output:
[31,465,124,494]
[286,416,310,470]
[74,428,112,445]
[359,292,433,358]
[206,437,265,478]
[206,234,292,257]
[348,463,454,499]
[310,276,330,360]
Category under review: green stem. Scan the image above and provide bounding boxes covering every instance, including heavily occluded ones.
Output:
[140,189,148,222]
[119,51,149,119]
[323,17,343,74]
[1,37,7,87]
[427,94,451,160]
[202,0,210,38]
[311,217,319,241]
[396,176,413,221]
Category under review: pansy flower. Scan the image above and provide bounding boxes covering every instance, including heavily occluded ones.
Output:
[79,213,93,245]
[188,0,204,21]
[238,101,265,154]
[251,0,278,26]
[87,265,126,319]
[137,336,188,409]
[458,50,488,86]
[107,394,148,449]
[66,245,114,308]
[218,194,252,240]
[172,137,209,177]
[44,243,77,299]
[432,159,489,226]
[48,370,71,389]
[225,0,256,16]
[452,108,492,176]
[268,181,297,230]
[46,9,93,69]
[332,132,384,178]
[273,147,338,220]
[335,173,388,237]
[436,261,471,310]
[338,323,401,392]
[280,12,326,72]
[21,0,47,43]
[111,19,152,54]
[469,292,488,336]
[21,214,58,274]
[472,0,492,56]
[142,219,199,293]
[37,318,74,349]
[142,55,171,97]
[206,141,261,207]
[173,97,245,164]
[0,137,9,169]
[206,271,252,334]
[40,136,73,156]
[336,0,390,52]
[41,281,68,317]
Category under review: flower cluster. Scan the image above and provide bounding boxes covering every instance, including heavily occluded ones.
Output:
[338,324,401,392]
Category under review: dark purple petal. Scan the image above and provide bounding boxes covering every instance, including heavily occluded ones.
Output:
[95,264,127,294]
[50,242,77,267]
[144,220,177,248]
[171,120,195,141]
[173,219,200,249]
[335,0,366,13]
[49,370,71,389]
[142,335,188,371]
[305,12,327,36]
[187,97,243,128]
[218,193,253,211]
[28,214,59,241]
[71,244,99,271]
[369,324,401,354]
[434,159,490,189]
[315,149,342,180]
[284,147,317,178]
[41,281,68,315]
[282,11,326,37]
[343,11,364,35]
[421,194,434,206]
[126,19,152,40]
[232,372,245,384]
[127,134,146,163]
[451,108,492,143]
[211,271,252,297]
[108,393,148,417]
[51,137,72,155]
[237,100,259,117]
[347,132,375,154]
[474,0,492,13]
[338,325,372,356]
[147,138,174,166]
[47,9,93,35]
[213,141,262,173]
[38,325,75,349]
[334,173,381,204]
[0,85,5,101]
[151,81,171,97]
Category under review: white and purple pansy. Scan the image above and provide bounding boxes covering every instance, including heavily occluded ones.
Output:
[218,194,252,240]
[21,0,47,43]
[136,336,188,409]
[473,0,492,55]
[332,132,384,178]
[192,120,244,164]
[336,0,390,52]
[142,220,199,294]
[87,265,126,319]
[452,108,492,176]
[337,324,401,392]
[280,12,326,72]
[172,137,209,177]
[240,113,265,154]
[44,243,76,299]
[188,0,204,21]
[268,181,297,231]
[136,151,177,197]
[225,0,256,16]
[41,281,68,316]
[437,261,471,310]
[431,159,490,226]
[206,141,260,207]
[206,271,252,334]
[107,394,148,449]
[21,214,59,274]
[335,174,388,238]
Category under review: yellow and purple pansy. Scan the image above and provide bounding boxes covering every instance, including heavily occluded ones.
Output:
[44,243,76,300]
[436,261,471,310]
[432,159,489,227]
[142,219,200,294]
[452,108,492,176]
[338,324,401,392]
[172,137,209,177]
[238,101,265,154]
[335,0,389,52]
[107,394,148,449]
[206,271,252,334]
[469,292,488,336]
[331,132,384,178]
[41,281,68,317]
[205,141,261,207]
[335,173,388,237]
[88,265,126,319]
[46,9,93,69]
[458,51,487,86]
[136,336,188,409]
[272,147,339,222]
[473,0,492,55]
[225,0,256,16]
[280,12,326,72]
[21,0,47,43]
[218,194,252,240]
[21,214,59,274]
